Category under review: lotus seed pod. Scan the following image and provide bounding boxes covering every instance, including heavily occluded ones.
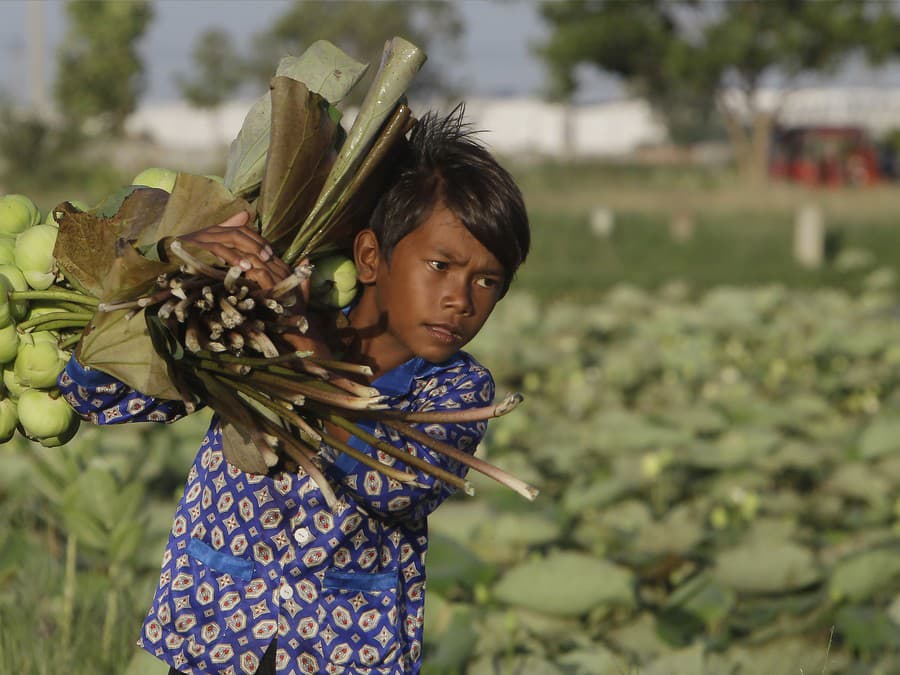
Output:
[0,264,29,320]
[14,340,66,389]
[0,276,12,329]
[310,255,358,308]
[132,167,178,193]
[0,236,15,266]
[17,388,78,446]
[45,199,89,227]
[2,363,26,398]
[15,223,58,290]
[0,396,17,443]
[0,194,39,236]
[0,324,18,364]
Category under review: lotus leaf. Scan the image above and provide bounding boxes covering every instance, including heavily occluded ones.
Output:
[632,503,706,555]
[492,551,634,617]
[828,547,900,603]
[859,415,900,459]
[714,540,821,594]
[641,643,706,675]
[424,533,495,595]
[664,572,735,630]
[420,600,477,673]
[607,612,674,661]
[555,646,623,675]
[834,606,900,656]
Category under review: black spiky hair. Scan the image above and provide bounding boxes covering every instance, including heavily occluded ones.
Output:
[367,103,530,293]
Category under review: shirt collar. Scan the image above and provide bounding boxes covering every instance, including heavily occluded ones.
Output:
[340,303,464,399]
[371,353,465,398]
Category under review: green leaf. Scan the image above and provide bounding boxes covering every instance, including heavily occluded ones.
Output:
[283,37,426,263]
[828,547,900,603]
[713,540,821,594]
[492,551,635,617]
[257,78,337,254]
[224,42,368,198]
[275,40,368,105]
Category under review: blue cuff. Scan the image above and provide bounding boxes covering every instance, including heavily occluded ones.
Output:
[331,420,376,476]
[63,355,120,387]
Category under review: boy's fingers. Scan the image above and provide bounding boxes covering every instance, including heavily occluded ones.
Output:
[218,211,251,229]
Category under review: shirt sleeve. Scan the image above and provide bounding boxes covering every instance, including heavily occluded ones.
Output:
[325,363,495,522]
[57,355,187,425]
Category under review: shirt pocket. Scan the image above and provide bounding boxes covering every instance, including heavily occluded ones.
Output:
[318,568,401,668]
[165,537,277,647]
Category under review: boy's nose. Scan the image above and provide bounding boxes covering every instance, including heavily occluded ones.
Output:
[442,280,474,316]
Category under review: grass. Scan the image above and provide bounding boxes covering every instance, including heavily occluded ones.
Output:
[506,159,900,302]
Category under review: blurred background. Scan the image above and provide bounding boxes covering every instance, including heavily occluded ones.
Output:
[3,1,900,673]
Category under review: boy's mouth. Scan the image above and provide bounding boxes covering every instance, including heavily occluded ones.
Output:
[424,323,463,345]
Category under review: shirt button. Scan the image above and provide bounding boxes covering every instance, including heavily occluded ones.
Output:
[294,527,312,545]
[279,584,294,600]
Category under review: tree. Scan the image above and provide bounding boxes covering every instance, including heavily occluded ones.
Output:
[537,0,900,182]
[176,29,243,110]
[245,0,463,104]
[55,0,154,136]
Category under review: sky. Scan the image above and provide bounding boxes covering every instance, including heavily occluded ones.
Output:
[0,0,585,108]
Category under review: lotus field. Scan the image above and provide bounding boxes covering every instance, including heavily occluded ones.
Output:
[0,247,898,671]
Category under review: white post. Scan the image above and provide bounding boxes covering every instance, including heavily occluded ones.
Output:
[794,204,824,268]
[589,207,615,237]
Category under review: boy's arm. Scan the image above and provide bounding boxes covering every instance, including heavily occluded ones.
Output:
[324,363,494,522]
[58,356,187,425]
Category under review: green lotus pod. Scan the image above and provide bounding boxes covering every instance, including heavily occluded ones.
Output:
[14,340,66,389]
[45,199,89,227]
[17,388,78,446]
[0,265,28,320]
[0,194,39,235]
[15,223,58,290]
[0,324,18,364]
[0,236,16,266]
[3,363,26,398]
[0,396,17,443]
[131,167,178,193]
[310,254,358,308]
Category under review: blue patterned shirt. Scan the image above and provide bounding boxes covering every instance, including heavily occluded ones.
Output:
[58,351,494,674]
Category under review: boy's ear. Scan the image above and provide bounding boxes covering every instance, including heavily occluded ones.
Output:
[353,229,380,284]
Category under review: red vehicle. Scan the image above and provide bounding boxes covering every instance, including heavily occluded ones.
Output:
[769,126,880,187]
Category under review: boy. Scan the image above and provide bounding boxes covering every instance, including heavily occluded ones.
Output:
[58,107,529,674]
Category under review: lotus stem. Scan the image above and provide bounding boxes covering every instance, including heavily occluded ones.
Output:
[318,428,418,484]
[382,419,539,501]
[169,240,227,280]
[354,392,525,424]
[254,413,338,507]
[321,410,473,495]
[16,311,93,333]
[306,357,374,377]
[9,289,99,306]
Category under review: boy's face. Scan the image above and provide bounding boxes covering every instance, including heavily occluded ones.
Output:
[358,204,506,367]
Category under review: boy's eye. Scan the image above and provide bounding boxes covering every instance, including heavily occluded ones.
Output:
[476,277,499,289]
[428,260,448,271]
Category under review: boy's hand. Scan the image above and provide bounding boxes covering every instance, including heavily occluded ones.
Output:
[177,211,292,290]
[176,214,337,361]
